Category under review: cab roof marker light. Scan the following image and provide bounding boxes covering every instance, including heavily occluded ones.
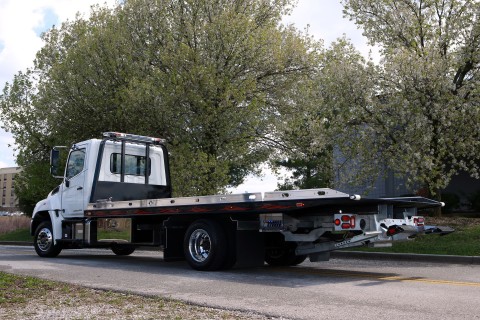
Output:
[102,132,166,145]
[103,132,126,138]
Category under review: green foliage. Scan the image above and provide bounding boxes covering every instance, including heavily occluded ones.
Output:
[340,0,480,204]
[276,154,332,190]
[467,191,480,212]
[272,37,372,190]
[441,193,461,213]
[355,224,480,256]
[1,0,319,206]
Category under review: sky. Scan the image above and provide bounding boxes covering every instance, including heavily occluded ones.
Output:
[0,0,373,191]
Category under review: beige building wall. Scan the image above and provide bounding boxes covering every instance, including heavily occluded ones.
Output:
[0,167,21,210]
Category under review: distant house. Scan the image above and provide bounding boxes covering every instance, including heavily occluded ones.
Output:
[334,163,412,198]
[0,167,21,211]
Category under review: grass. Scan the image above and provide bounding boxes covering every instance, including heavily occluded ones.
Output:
[352,224,480,256]
[97,229,131,241]
[0,272,268,319]
[0,228,31,242]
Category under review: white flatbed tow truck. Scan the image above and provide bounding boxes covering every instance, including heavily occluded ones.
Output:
[31,132,453,270]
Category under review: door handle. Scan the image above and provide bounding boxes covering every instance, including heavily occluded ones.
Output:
[77,187,83,190]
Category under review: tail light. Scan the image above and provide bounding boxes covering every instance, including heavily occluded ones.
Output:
[413,217,425,226]
[334,214,358,230]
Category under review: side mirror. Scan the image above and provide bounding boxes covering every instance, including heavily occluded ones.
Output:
[50,146,67,179]
[50,149,60,177]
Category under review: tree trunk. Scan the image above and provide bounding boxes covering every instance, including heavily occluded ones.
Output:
[431,187,442,217]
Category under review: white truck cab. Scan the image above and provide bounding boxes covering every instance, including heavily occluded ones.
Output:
[31,132,171,257]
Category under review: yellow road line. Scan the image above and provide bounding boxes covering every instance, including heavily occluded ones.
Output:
[274,267,480,288]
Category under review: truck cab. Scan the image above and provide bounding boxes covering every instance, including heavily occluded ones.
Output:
[31,132,171,257]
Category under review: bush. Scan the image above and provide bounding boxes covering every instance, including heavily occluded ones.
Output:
[441,192,460,213]
[467,191,480,212]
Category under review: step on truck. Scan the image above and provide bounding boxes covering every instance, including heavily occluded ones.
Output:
[31,132,454,271]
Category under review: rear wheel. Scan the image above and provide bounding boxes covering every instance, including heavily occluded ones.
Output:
[33,221,62,258]
[184,219,227,271]
[111,245,135,256]
[265,234,306,266]
[265,247,307,266]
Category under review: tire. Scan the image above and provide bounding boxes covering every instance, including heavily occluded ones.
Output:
[111,245,136,256]
[265,234,306,267]
[184,219,227,271]
[265,247,307,266]
[33,221,62,258]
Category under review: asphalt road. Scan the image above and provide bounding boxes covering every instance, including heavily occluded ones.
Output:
[1,245,479,319]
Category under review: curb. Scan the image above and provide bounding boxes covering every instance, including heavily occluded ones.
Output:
[331,251,480,265]
[0,241,32,246]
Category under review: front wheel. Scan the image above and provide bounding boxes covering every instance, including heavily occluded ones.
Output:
[184,219,227,271]
[33,221,62,257]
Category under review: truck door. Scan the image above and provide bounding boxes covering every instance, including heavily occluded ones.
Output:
[62,147,86,217]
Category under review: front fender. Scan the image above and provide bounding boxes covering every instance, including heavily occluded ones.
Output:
[31,192,63,243]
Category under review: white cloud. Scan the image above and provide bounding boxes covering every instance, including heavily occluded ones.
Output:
[0,0,117,168]
[0,0,117,86]
[0,127,15,168]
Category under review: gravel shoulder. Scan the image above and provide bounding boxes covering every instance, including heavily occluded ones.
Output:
[0,272,282,320]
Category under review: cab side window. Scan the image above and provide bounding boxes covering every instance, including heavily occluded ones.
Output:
[66,149,86,179]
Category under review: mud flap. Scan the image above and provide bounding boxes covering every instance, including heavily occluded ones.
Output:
[163,226,186,261]
[234,230,265,268]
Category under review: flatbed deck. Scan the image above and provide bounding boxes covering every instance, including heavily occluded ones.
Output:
[85,188,442,218]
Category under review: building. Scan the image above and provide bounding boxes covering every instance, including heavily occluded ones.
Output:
[0,167,21,211]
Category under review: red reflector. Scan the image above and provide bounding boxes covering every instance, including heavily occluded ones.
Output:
[341,215,350,222]
[341,223,351,229]
[387,226,398,236]
[414,217,425,226]
[296,202,305,208]
[334,219,341,226]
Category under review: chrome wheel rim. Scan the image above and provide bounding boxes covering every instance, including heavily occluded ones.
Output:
[188,229,211,263]
[36,228,53,252]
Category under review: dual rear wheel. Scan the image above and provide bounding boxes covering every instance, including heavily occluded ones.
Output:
[183,219,306,270]
[183,219,229,271]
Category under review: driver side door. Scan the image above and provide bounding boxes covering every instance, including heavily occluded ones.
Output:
[62,147,86,217]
